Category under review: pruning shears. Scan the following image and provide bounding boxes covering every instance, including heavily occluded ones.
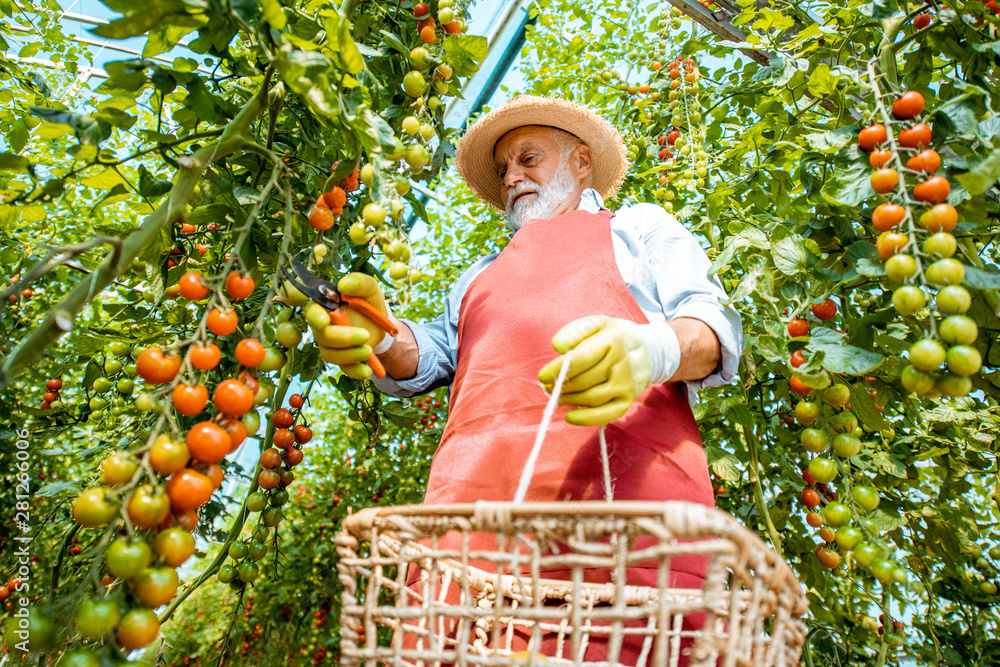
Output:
[281,257,399,378]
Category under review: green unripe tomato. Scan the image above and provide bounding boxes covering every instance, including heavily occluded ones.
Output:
[257,346,285,372]
[243,411,260,435]
[349,221,372,245]
[124,363,138,377]
[57,650,101,667]
[427,96,443,111]
[419,123,436,141]
[4,608,55,653]
[884,254,917,282]
[405,144,430,168]
[275,322,302,348]
[836,526,863,551]
[89,397,109,411]
[389,262,409,280]
[74,598,120,640]
[823,384,850,407]
[104,358,123,375]
[438,7,454,23]
[395,176,411,196]
[852,485,880,512]
[228,541,249,559]
[217,565,237,583]
[409,47,432,70]
[824,501,853,527]
[116,378,134,395]
[901,365,935,394]
[853,543,880,568]
[935,372,972,397]
[93,377,113,393]
[237,562,259,583]
[908,338,946,371]
[402,115,421,134]
[800,428,830,453]
[923,232,957,258]
[143,291,156,304]
[925,258,965,286]
[248,540,268,561]
[262,507,283,527]
[106,537,153,578]
[829,411,858,434]
[402,70,427,97]
[936,285,971,314]
[891,285,925,315]
[362,202,387,227]
[360,164,374,189]
[386,137,406,162]
[110,341,131,357]
[946,345,982,376]
[939,315,978,345]
[871,558,897,584]
[832,433,862,458]
[794,401,820,425]
[808,457,838,484]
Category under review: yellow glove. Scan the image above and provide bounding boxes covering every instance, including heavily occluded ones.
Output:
[306,273,395,380]
[538,316,678,426]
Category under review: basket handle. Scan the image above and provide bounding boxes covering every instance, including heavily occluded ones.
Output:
[513,350,615,504]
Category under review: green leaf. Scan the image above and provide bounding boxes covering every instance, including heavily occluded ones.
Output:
[144,19,203,57]
[138,165,173,198]
[80,168,128,190]
[379,30,409,56]
[0,153,28,172]
[324,13,365,75]
[260,0,287,29]
[704,443,741,482]
[955,148,1000,195]
[933,97,980,137]
[20,205,46,223]
[443,35,487,77]
[821,149,874,206]
[805,327,884,375]
[963,263,1000,289]
[804,125,856,152]
[770,224,819,276]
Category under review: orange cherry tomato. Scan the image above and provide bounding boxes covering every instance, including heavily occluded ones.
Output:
[870,168,899,194]
[858,124,887,151]
[186,422,231,463]
[868,150,893,168]
[213,379,255,418]
[323,187,347,210]
[876,231,909,259]
[190,344,221,370]
[136,348,180,385]
[235,338,265,367]
[225,272,255,300]
[872,203,906,231]
[178,272,209,300]
[172,383,208,416]
[207,308,239,336]
[906,149,940,174]
[891,91,925,119]
[220,417,248,451]
[913,175,950,204]
[897,123,932,149]
[308,207,334,231]
[166,468,215,512]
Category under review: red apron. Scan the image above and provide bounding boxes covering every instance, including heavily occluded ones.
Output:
[407,209,714,664]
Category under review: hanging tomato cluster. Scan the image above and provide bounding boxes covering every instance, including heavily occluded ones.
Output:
[216,396,311,592]
[858,88,981,399]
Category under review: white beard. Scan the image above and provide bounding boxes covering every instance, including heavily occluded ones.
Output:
[504,160,577,232]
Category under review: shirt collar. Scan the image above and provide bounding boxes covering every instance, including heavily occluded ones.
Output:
[576,188,605,213]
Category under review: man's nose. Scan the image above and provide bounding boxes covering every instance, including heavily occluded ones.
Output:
[503,164,524,188]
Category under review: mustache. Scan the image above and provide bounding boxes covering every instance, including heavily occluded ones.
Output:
[505,180,540,209]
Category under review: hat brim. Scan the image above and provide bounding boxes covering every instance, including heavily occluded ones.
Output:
[454,95,628,212]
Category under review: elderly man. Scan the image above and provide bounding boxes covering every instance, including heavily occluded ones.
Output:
[319,95,742,659]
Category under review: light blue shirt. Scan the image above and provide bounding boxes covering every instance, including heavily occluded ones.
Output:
[374,189,743,401]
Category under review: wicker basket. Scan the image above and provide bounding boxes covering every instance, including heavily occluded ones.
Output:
[336,500,808,666]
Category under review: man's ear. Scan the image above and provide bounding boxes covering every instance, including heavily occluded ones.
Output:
[572,144,594,184]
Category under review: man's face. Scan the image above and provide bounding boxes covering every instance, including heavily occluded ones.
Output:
[493,126,590,230]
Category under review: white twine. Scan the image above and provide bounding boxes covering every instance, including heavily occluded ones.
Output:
[514,349,613,504]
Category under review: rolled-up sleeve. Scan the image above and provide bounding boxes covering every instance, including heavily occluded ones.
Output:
[371,254,497,397]
[631,204,743,389]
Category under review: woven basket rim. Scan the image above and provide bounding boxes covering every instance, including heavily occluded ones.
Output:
[341,500,807,617]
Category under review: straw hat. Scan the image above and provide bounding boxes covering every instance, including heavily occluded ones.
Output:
[454,95,628,212]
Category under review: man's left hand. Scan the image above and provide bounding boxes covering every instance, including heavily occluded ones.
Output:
[538,315,654,426]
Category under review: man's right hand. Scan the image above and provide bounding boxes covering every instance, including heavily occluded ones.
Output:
[306,273,394,380]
